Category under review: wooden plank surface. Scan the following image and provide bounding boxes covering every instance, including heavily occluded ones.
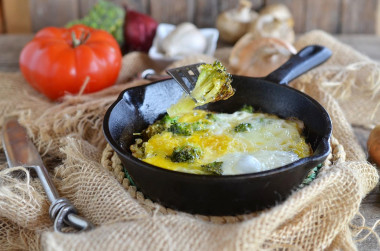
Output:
[78,0,150,16]
[78,0,100,17]
[2,0,32,33]
[341,0,379,34]
[0,0,4,33]
[0,33,378,250]
[111,0,150,14]
[29,0,79,31]
[218,0,264,12]
[194,0,219,28]
[3,0,379,35]
[305,0,341,33]
[0,35,33,72]
[150,0,194,25]
[377,2,380,35]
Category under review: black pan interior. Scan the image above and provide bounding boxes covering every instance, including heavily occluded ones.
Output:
[103,75,332,215]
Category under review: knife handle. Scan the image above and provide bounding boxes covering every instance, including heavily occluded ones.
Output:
[49,198,94,232]
[32,165,94,232]
[31,165,94,232]
[33,164,60,202]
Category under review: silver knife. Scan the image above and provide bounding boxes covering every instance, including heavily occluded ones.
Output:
[2,117,94,232]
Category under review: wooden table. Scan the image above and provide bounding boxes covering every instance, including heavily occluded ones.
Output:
[0,34,379,250]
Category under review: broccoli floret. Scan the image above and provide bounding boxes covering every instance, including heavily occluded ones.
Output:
[300,164,323,187]
[144,114,208,138]
[240,105,254,113]
[142,122,163,139]
[205,113,217,121]
[170,145,202,163]
[201,161,223,175]
[167,61,234,117]
[168,121,206,136]
[160,114,178,127]
[234,123,252,132]
[66,0,125,45]
[192,61,234,103]
[143,114,178,138]
[169,123,193,136]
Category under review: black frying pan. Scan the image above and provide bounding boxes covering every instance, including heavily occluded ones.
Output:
[103,45,332,215]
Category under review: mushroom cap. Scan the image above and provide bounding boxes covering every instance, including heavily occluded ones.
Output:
[216,0,258,44]
[259,3,293,22]
[249,13,295,44]
[229,34,297,77]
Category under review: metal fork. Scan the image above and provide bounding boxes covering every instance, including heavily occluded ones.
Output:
[166,63,205,95]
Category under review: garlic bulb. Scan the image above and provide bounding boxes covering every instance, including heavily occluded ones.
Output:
[160,22,207,57]
[229,34,297,77]
[249,3,295,44]
[216,0,258,44]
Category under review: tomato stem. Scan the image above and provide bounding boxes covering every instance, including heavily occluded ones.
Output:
[71,31,91,48]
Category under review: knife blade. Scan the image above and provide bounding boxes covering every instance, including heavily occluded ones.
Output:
[1,117,93,232]
[2,117,59,202]
[2,118,41,166]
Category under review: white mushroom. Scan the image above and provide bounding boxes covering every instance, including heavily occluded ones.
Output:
[249,3,295,44]
[161,22,207,57]
[229,34,297,77]
[216,0,258,44]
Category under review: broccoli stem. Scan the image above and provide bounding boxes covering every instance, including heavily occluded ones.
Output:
[167,95,196,117]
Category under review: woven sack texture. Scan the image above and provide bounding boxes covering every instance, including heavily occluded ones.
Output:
[0,30,378,250]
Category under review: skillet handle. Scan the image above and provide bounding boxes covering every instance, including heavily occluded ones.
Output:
[265,45,332,85]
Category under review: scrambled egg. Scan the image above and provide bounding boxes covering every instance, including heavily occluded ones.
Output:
[131,109,312,175]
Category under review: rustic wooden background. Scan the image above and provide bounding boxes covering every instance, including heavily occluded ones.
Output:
[1,0,380,35]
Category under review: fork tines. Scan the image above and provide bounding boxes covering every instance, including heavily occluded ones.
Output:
[166,63,205,95]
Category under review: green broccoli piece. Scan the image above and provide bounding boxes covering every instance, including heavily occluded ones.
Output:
[169,123,193,136]
[206,113,217,121]
[240,105,254,113]
[201,161,223,175]
[160,114,178,127]
[300,164,323,187]
[170,145,202,163]
[167,61,234,117]
[144,114,209,138]
[66,0,125,45]
[168,121,207,136]
[234,123,252,132]
[143,114,177,138]
[191,61,234,103]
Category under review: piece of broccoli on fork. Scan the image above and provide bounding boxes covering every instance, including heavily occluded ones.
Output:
[167,61,235,117]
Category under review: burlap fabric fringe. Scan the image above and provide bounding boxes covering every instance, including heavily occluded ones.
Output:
[0,30,378,250]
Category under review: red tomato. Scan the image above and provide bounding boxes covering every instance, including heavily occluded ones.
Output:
[19,25,122,100]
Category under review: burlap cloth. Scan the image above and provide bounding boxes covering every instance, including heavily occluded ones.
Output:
[0,30,379,250]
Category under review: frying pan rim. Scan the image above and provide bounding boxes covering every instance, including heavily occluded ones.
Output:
[103,75,332,180]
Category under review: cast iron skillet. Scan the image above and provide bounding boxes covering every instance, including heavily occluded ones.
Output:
[103,45,333,216]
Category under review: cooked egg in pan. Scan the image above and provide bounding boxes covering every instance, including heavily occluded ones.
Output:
[130,109,312,175]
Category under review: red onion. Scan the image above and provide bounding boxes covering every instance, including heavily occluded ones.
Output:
[123,7,158,53]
